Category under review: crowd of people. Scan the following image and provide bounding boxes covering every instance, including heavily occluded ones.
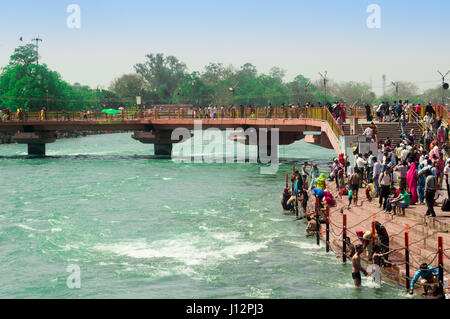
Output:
[280,102,448,293]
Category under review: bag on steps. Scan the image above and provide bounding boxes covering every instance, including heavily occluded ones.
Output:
[442,198,450,212]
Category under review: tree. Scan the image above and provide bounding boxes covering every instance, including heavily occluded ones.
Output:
[269,67,286,83]
[334,81,376,105]
[109,73,147,106]
[0,63,70,111]
[201,63,226,85]
[9,44,38,66]
[173,72,214,107]
[422,85,450,105]
[134,53,187,104]
[287,75,317,105]
[387,81,419,101]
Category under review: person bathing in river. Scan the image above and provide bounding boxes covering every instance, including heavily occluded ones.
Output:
[372,244,392,268]
[281,188,294,212]
[352,244,368,288]
[306,216,320,237]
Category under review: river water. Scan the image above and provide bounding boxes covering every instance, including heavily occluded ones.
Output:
[0,132,409,298]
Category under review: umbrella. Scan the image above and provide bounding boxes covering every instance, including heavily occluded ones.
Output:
[101,109,121,115]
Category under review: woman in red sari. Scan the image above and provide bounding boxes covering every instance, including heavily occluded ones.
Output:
[340,103,346,122]
[406,162,418,205]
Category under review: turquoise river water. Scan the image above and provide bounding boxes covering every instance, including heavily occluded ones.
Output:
[0,132,411,298]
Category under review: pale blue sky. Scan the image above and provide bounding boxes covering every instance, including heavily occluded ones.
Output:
[0,0,449,95]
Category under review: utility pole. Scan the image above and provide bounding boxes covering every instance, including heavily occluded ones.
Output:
[382,74,386,98]
[391,81,400,100]
[31,36,43,65]
[437,70,450,106]
[318,71,328,106]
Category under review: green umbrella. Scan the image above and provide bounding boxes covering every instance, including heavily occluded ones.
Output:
[101,109,121,115]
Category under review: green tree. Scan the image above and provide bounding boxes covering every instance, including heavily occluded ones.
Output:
[0,63,70,111]
[9,44,38,66]
[334,81,376,105]
[422,85,450,105]
[134,53,187,104]
[109,73,147,106]
[287,75,317,105]
[173,72,214,107]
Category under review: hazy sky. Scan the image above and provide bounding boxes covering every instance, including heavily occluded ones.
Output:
[1,0,449,96]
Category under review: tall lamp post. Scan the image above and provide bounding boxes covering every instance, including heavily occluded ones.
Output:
[437,70,450,107]
[391,81,400,100]
[318,71,328,106]
[31,36,43,65]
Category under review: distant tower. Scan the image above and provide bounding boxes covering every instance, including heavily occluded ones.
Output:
[382,74,386,98]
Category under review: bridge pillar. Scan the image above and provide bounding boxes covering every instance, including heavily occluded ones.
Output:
[12,132,57,157]
[132,130,188,159]
[27,144,46,156]
[154,143,173,158]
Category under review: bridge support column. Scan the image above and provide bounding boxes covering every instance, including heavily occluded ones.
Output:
[154,143,173,158]
[27,143,46,156]
[132,130,189,159]
[12,132,57,157]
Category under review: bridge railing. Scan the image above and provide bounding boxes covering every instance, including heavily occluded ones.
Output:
[2,106,345,139]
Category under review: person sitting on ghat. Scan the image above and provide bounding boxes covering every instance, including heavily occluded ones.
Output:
[409,263,439,296]
[352,244,368,288]
[389,186,410,216]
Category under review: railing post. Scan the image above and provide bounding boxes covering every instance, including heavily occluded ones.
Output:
[343,214,347,264]
[438,236,444,297]
[372,214,376,247]
[405,225,410,291]
[326,205,330,252]
[316,209,320,246]
[315,196,319,213]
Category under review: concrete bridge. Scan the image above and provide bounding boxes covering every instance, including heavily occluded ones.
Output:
[0,108,343,158]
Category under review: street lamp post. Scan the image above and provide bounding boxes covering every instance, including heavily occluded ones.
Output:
[31,36,43,65]
[318,71,328,106]
[437,70,450,106]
